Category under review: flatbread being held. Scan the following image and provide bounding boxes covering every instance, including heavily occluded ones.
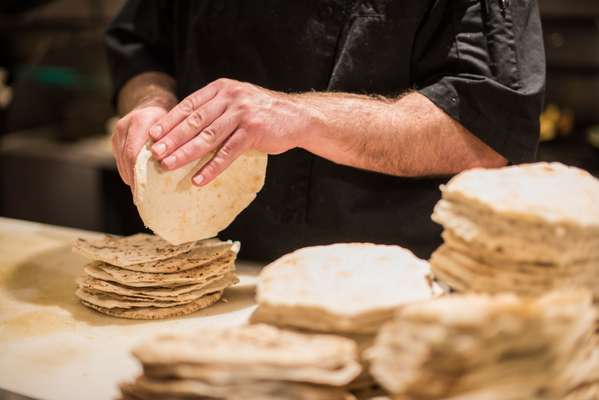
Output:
[134,145,267,245]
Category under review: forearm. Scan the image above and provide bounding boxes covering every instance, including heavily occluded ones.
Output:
[117,71,178,115]
[298,91,507,177]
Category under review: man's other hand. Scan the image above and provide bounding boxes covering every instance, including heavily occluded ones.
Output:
[112,104,168,187]
[148,78,313,186]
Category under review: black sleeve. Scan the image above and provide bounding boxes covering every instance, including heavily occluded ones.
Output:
[413,0,545,163]
[104,0,174,103]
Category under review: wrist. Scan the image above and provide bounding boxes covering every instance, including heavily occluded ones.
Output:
[292,94,327,152]
[133,94,177,112]
[118,71,177,115]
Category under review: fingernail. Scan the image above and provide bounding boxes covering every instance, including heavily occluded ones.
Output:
[152,143,167,156]
[149,125,163,139]
[193,175,204,186]
[163,155,176,169]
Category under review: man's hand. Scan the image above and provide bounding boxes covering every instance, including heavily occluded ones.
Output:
[148,78,313,186]
[112,104,169,186]
[123,75,504,186]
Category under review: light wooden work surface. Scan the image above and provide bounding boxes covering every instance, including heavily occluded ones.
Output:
[0,217,262,400]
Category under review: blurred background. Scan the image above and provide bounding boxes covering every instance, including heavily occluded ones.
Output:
[0,0,598,235]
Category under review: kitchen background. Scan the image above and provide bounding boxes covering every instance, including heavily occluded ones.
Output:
[0,0,598,235]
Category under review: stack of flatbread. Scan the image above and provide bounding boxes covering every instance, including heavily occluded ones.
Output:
[430,162,599,313]
[118,324,361,400]
[367,290,597,400]
[73,234,239,319]
[251,243,438,394]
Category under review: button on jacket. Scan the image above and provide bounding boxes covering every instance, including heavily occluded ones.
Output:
[106,0,545,261]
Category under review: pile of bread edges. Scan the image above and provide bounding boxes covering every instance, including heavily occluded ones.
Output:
[81,162,599,400]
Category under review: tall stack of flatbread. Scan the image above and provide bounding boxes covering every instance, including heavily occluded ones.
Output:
[367,290,597,400]
[118,324,361,400]
[430,162,599,314]
[428,162,599,398]
[73,234,239,319]
[251,243,438,395]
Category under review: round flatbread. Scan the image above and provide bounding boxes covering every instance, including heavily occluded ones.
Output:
[440,162,599,230]
[132,324,361,386]
[80,291,223,320]
[121,378,355,400]
[134,145,267,245]
[77,273,239,301]
[83,253,235,287]
[73,233,203,267]
[76,287,192,309]
[256,243,435,333]
[120,243,238,273]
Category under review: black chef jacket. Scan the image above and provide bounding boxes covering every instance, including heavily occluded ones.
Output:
[105,0,545,261]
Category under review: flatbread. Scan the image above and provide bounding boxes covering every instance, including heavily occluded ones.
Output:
[121,377,356,400]
[562,382,599,400]
[83,253,235,287]
[133,325,360,379]
[73,233,201,266]
[440,162,599,230]
[76,287,191,308]
[249,304,392,334]
[77,273,238,301]
[80,291,223,320]
[143,361,360,387]
[134,145,267,245]
[367,291,596,399]
[433,199,599,265]
[119,243,238,273]
[430,244,599,298]
[256,243,434,333]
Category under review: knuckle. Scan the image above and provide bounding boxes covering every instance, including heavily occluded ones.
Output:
[115,119,126,133]
[160,137,173,151]
[229,84,246,97]
[215,77,232,87]
[219,145,232,159]
[244,115,264,130]
[203,160,219,176]
[200,127,218,144]
[129,113,142,125]
[236,98,252,112]
[180,98,195,114]
[187,111,205,130]
[235,128,251,143]
[176,146,191,161]
[220,137,243,159]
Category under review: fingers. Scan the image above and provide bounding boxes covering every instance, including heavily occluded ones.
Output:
[122,116,155,185]
[112,118,130,185]
[150,96,228,161]
[148,81,220,142]
[193,128,251,186]
[160,110,241,171]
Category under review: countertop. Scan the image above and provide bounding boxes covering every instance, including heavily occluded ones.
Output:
[0,217,262,400]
